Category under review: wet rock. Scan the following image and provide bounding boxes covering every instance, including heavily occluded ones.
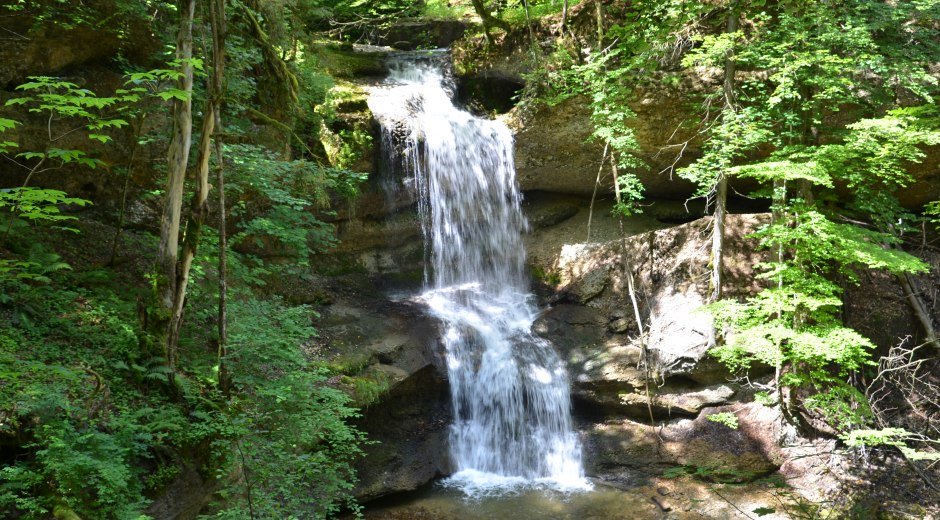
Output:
[313,298,452,500]
[145,463,220,520]
[621,384,735,417]
[530,215,764,421]
[314,43,388,79]
[523,195,581,229]
[660,404,783,482]
[375,20,469,51]
[608,318,632,333]
[353,364,452,501]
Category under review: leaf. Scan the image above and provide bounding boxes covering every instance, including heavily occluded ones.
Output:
[155,89,191,102]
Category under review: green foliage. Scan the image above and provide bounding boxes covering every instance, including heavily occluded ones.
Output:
[200,298,364,519]
[753,392,775,406]
[804,384,873,432]
[662,463,759,484]
[0,238,367,519]
[224,144,365,274]
[422,0,472,19]
[927,201,940,229]
[706,412,739,429]
[0,2,380,518]
[711,204,927,420]
[842,428,940,461]
[0,275,154,518]
[0,188,89,233]
[7,76,137,149]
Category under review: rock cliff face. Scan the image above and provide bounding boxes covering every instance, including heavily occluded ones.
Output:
[318,37,937,501]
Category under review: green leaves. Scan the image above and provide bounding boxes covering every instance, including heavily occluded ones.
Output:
[842,428,940,461]
[0,187,90,227]
[0,117,18,153]
[706,412,739,429]
[2,76,146,173]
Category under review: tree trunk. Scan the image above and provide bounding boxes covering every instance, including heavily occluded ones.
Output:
[611,152,654,426]
[522,0,535,46]
[215,111,229,392]
[152,0,195,361]
[470,0,509,45]
[595,0,605,46]
[562,0,569,30]
[711,177,727,301]
[711,6,737,302]
[166,0,227,367]
[899,272,940,351]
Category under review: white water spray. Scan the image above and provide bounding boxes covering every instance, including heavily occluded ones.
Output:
[369,54,588,495]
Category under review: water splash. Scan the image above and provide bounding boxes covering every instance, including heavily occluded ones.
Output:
[369,54,589,495]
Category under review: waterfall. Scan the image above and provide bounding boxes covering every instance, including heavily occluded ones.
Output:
[369,54,588,495]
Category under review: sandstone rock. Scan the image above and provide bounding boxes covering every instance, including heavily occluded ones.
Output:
[585,403,782,484]
[353,364,452,501]
[313,298,452,500]
[572,267,609,303]
[532,215,766,418]
[375,20,469,51]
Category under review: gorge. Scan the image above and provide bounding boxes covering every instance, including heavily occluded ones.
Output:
[0,2,938,519]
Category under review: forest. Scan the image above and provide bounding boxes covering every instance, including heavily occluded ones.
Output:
[0,0,938,519]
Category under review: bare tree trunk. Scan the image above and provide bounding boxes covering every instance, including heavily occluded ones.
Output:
[611,152,654,426]
[899,272,940,351]
[595,0,605,46]
[561,0,569,30]
[153,0,195,361]
[215,112,229,392]
[522,0,535,45]
[610,157,645,339]
[586,143,609,242]
[772,179,787,409]
[710,6,737,302]
[166,0,227,367]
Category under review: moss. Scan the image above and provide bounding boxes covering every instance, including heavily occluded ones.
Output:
[312,42,386,79]
[530,265,561,286]
[325,347,375,376]
[342,372,393,408]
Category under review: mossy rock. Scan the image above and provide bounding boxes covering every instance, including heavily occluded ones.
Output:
[312,42,387,79]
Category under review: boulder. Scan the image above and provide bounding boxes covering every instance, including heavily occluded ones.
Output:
[352,364,452,501]
[585,403,783,484]
[313,298,452,500]
[530,214,769,422]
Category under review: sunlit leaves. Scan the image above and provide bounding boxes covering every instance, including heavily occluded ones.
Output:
[0,188,90,229]
[842,428,940,461]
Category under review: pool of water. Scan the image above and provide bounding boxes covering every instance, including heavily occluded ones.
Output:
[358,476,790,520]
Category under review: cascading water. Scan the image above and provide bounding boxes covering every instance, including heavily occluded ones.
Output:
[369,53,588,495]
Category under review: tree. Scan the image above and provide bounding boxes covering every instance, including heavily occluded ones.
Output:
[701,0,939,430]
[167,0,228,365]
[469,0,511,45]
[152,0,197,367]
[148,0,228,369]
